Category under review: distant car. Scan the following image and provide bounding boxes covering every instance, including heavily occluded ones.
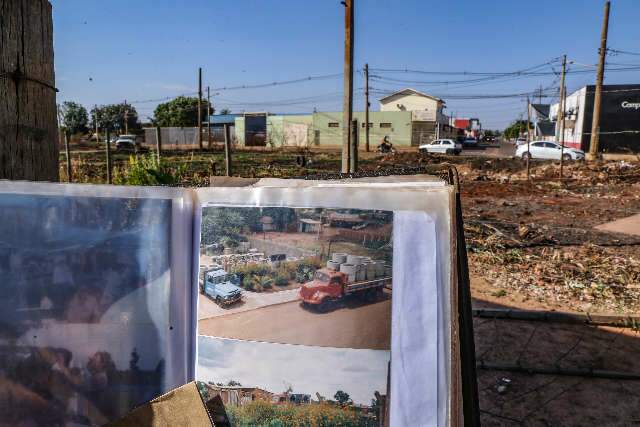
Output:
[419,139,462,155]
[115,136,138,151]
[516,137,527,145]
[462,137,479,147]
[516,141,585,161]
[483,136,495,143]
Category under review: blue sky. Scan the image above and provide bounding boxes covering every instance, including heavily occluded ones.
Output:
[51,0,640,129]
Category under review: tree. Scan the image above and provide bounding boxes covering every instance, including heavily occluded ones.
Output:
[60,101,88,134]
[153,96,212,127]
[219,108,231,115]
[333,390,352,406]
[503,120,531,140]
[201,208,247,245]
[91,103,139,133]
[227,380,242,386]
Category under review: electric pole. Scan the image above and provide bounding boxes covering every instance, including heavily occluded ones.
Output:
[558,55,567,178]
[588,0,610,161]
[526,97,531,181]
[207,86,212,148]
[341,0,354,173]
[538,85,543,104]
[364,63,370,152]
[123,100,129,134]
[198,67,203,150]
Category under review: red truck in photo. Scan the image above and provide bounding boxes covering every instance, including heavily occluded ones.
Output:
[298,268,391,312]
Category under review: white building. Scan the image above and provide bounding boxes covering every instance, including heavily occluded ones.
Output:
[378,88,452,143]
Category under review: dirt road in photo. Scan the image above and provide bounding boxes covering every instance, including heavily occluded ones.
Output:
[198,297,391,350]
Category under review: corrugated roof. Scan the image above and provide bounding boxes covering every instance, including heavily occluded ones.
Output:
[207,114,239,125]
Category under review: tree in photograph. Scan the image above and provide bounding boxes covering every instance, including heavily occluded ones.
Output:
[503,120,531,140]
[201,208,247,245]
[219,108,231,115]
[153,96,212,127]
[334,390,352,406]
[91,103,139,133]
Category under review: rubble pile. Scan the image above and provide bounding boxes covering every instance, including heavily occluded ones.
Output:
[470,244,640,312]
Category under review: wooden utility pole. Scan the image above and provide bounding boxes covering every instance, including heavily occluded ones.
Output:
[123,99,129,134]
[558,55,567,179]
[94,104,100,144]
[588,0,610,161]
[224,123,232,176]
[198,67,203,150]
[207,86,212,148]
[526,97,531,181]
[341,0,354,173]
[105,129,112,184]
[155,126,162,165]
[350,119,358,172]
[0,0,59,181]
[364,63,370,152]
[64,131,72,182]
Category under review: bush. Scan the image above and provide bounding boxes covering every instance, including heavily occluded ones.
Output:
[114,154,186,186]
[226,401,374,427]
[274,273,290,287]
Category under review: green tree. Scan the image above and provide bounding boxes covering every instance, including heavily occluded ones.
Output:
[334,390,352,406]
[503,120,531,140]
[201,208,247,245]
[153,96,212,127]
[219,108,231,115]
[60,101,88,134]
[91,103,139,133]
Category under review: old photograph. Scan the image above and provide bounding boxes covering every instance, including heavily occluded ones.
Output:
[198,206,393,349]
[0,193,174,426]
[197,336,390,427]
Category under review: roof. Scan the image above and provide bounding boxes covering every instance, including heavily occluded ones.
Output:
[531,104,550,119]
[536,121,556,137]
[299,218,321,224]
[454,119,470,129]
[207,114,239,125]
[378,88,443,103]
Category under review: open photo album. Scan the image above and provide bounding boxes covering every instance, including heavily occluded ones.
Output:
[0,177,455,427]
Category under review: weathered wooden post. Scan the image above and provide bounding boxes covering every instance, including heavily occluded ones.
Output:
[0,0,59,181]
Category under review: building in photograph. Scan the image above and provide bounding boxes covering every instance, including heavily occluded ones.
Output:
[204,384,274,407]
[548,84,640,153]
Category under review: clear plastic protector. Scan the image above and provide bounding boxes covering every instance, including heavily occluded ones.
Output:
[194,185,452,426]
[0,181,195,426]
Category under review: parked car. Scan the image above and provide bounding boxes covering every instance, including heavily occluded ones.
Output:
[516,141,585,161]
[515,137,527,145]
[462,137,479,148]
[115,135,140,152]
[419,139,462,155]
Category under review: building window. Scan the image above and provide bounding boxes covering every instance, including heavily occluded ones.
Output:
[379,123,392,129]
[328,122,340,128]
[361,122,373,128]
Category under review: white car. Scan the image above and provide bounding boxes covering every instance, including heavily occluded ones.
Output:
[419,139,462,155]
[516,141,585,161]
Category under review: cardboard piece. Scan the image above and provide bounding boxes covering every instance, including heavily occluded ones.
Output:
[108,382,215,427]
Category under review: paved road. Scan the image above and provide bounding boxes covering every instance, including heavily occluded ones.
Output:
[199,294,392,350]
[460,141,516,158]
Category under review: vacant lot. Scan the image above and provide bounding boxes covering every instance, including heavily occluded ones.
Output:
[64,144,640,425]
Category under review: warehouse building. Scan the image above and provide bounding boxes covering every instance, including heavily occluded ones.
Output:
[548,84,640,153]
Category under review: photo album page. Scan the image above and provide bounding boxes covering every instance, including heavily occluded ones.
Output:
[194,183,453,427]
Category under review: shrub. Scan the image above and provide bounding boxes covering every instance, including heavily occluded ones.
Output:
[274,273,290,287]
[114,154,186,186]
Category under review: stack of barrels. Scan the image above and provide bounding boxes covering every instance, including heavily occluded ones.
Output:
[326,253,388,282]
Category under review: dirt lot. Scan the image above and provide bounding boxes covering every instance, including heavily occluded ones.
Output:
[199,294,391,350]
[66,144,640,425]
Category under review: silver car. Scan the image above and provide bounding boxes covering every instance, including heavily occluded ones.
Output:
[516,141,585,161]
[419,139,462,155]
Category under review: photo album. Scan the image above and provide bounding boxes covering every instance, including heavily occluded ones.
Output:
[0,177,455,427]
